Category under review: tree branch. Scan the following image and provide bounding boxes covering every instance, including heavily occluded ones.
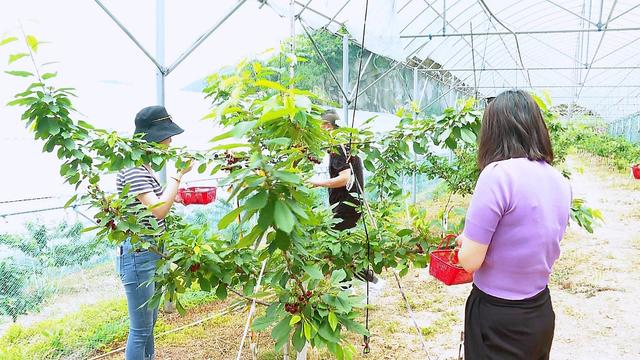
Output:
[229,288,272,307]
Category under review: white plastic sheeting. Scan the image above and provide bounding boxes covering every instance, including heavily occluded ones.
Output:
[266,0,640,121]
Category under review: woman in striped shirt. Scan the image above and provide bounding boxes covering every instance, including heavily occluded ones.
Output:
[116,105,192,360]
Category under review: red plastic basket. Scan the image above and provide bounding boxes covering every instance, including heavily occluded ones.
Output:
[632,164,640,180]
[429,234,473,286]
[177,187,217,205]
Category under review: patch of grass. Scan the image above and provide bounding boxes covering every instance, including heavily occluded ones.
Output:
[397,281,464,313]
[158,313,236,347]
[561,305,583,319]
[0,298,132,359]
[258,349,282,360]
[383,320,400,334]
[420,311,460,339]
[566,283,619,298]
[0,289,223,359]
[550,249,588,289]
[178,290,220,308]
[158,325,208,346]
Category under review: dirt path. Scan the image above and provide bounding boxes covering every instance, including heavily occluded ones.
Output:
[94,154,640,360]
[548,154,640,360]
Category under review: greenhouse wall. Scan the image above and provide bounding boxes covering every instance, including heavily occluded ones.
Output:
[608,113,640,143]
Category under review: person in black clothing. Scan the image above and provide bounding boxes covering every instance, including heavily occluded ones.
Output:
[309,110,365,230]
[309,110,376,283]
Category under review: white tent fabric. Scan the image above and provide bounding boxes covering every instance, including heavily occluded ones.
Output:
[266,0,640,121]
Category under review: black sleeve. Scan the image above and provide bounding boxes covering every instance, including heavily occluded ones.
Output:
[330,147,350,173]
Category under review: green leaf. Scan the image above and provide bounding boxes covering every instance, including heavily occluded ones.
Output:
[259,108,289,123]
[272,230,291,251]
[211,120,257,142]
[330,269,346,284]
[303,321,312,340]
[438,128,452,144]
[292,324,306,351]
[25,35,38,52]
[81,226,101,233]
[215,283,228,299]
[64,194,78,208]
[273,170,299,184]
[217,206,244,230]
[0,37,18,47]
[363,159,375,172]
[303,265,324,280]
[265,137,292,147]
[245,191,268,210]
[294,95,312,110]
[42,72,57,80]
[543,90,553,108]
[255,79,286,92]
[5,70,33,77]
[7,97,37,106]
[289,315,301,326]
[460,127,476,144]
[413,141,426,154]
[257,200,274,230]
[236,227,262,248]
[318,323,340,343]
[328,311,338,331]
[8,53,29,64]
[274,201,295,233]
[199,277,211,292]
[272,316,292,351]
[396,228,413,237]
[252,314,278,331]
[210,143,250,150]
[197,163,207,174]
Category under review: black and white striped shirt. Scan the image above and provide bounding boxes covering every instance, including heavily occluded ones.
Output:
[116,166,165,232]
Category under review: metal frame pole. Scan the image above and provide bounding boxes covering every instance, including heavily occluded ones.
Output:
[156,0,166,106]
[166,0,248,75]
[412,67,418,204]
[93,0,164,71]
[289,0,296,82]
[342,33,350,126]
[400,26,640,38]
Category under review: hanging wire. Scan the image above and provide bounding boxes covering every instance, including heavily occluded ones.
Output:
[0,204,91,218]
[299,19,351,101]
[470,22,478,100]
[0,196,60,204]
[348,0,370,130]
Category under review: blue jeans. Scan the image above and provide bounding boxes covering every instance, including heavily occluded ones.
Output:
[116,241,161,360]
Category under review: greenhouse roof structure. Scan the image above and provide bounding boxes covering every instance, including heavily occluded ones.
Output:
[265,0,640,121]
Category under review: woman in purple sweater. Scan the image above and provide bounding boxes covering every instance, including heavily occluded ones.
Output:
[457,90,572,359]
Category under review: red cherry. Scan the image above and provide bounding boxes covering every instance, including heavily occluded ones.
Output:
[305,291,312,298]
[190,263,201,272]
[298,295,305,302]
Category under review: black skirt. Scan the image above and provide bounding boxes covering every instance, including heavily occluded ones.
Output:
[464,284,555,360]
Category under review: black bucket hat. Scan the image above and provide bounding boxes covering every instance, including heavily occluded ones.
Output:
[134,105,184,143]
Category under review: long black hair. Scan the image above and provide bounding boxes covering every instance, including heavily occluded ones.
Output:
[478,90,553,170]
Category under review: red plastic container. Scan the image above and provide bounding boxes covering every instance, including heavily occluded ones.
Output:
[429,234,473,286]
[632,164,640,179]
[177,187,217,205]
